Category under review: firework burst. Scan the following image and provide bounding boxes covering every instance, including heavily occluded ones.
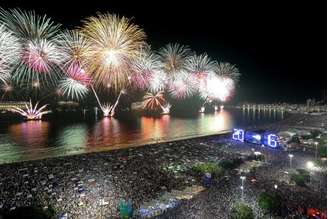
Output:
[216,62,240,82]
[21,39,63,74]
[143,91,166,110]
[80,13,146,91]
[148,70,167,93]
[186,54,218,78]
[0,8,60,39]
[159,43,191,78]
[201,75,235,102]
[10,100,51,120]
[58,77,89,100]
[168,72,198,99]
[58,30,91,74]
[130,46,162,90]
[0,25,21,84]
[0,8,62,85]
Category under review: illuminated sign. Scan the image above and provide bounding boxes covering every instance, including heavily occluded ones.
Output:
[232,129,244,142]
[245,131,262,144]
[232,128,279,148]
[266,134,278,148]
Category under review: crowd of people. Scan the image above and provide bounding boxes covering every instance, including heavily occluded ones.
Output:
[0,136,237,218]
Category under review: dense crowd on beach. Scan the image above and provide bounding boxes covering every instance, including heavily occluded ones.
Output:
[0,137,239,218]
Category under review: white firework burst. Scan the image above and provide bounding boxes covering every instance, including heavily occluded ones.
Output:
[168,72,198,99]
[201,74,235,102]
[0,25,21,83]
[148,70,168,93]
[10,100,51,120]
[186,54,218,76]
[0,8,60,40]
[57,30,91,72]
[159,43,191,78]
[216,62,240,82]
[58,77,89,100]
[130,46,162,90]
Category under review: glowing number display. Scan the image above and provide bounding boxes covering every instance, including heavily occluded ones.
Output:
[267,134,278,148]
[232,129,244,142]
[232,128,279,148]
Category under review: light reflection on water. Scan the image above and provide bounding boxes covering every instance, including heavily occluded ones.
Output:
[0,109,284,163]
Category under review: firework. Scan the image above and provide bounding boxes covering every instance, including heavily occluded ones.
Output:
[130,46,162,90]
[0,25,21,83]
[186,54,218,78]
[148,70,168,93]
[161,103,171,114]
[168,73,198,99]
[0,8,62,85]
[216,62,240,82]
[10,100,51,120]
[21,39,63,74]
[159,43,191,78]
[58,77,89,100]
[101,104,112,117]
[0,83,13,100]
[0,8,60,39]
[65,64,91,86]
[80,13,146,91]
[186,53,218,94]
[202,75,235,102]
[143,91,166,111]
[58,30,91,74]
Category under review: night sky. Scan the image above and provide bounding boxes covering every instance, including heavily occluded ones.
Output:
[1,0,326,103]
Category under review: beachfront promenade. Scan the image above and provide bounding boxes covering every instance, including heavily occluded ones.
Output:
[235,103,327,114]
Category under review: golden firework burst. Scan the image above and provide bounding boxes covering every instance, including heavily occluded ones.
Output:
[80,13,146,92]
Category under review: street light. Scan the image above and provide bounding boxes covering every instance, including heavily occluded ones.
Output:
[288,154,294,169]
[306,161,314,169]
[314,142,318,159]
[306,161,314,185]
[240,176,246,201]
[274,184,278,190]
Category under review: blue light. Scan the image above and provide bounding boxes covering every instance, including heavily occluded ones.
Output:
[245,131,262,144]
[232,128,279,148]
[232,129,244,142]
[253,134,261,141]
[267,134,278,148]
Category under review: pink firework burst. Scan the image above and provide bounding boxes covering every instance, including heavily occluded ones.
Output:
[66,63,91,86]
[129,69,152,90]
[22,39,62,74]
[168,73,198,99]
[130,46,162,90]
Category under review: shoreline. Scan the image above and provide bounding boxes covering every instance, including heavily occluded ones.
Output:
[0,130,232,166]
[0,112,325,166]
